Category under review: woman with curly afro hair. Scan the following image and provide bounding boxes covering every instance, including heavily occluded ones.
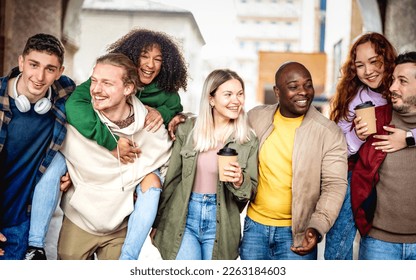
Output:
[67,28,189,146]
[108,28,188,96]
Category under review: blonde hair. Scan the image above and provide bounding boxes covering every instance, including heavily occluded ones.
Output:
[191,69,253,152]
[95,53,142,95]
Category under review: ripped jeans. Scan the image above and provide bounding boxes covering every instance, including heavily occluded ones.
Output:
[119,171,162,260]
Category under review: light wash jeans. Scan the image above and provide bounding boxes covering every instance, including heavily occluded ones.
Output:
[359,235,416,260]
[0,218,30,260]
[29,152,66,248]
[240,216,317,260]
[175,193,217,260]
[324,171,356,260]
[119,170,163,260]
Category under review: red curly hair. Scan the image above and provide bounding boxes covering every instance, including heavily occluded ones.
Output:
[329,32,397,123]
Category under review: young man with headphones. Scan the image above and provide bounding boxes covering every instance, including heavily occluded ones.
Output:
[0,33,75,259]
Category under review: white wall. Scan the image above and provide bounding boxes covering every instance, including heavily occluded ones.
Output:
[324,0,353,97]
[300,0,318,52]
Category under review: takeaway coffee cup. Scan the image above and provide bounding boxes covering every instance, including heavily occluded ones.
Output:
[217,147,238,181]
[354,101,376,135]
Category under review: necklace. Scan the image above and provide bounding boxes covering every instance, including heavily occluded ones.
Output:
[112,104,134,128]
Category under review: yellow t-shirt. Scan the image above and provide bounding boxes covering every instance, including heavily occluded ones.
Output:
[247,109,303,226]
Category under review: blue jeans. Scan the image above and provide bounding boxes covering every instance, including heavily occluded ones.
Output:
[240,216,317,260]
[0,218,30,259]
[324,171,356,260]
[119,170,163,260]
[359,235,416,260]
[175,193,217,260]
[29,152,66,248]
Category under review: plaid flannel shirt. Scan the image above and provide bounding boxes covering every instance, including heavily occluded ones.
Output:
[0,67,75,183]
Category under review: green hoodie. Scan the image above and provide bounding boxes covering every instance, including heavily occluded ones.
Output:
[65,78,182,151]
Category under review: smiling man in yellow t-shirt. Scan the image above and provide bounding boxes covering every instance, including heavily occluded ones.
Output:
[240,62,348,260]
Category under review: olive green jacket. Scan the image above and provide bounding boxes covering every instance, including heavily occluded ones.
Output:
[153,118,259,259]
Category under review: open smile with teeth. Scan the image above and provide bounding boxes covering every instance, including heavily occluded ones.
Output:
[366,75,378,82]
[93,95,106,101]
[295,100,308,106]
[141,69,154,77]
[32,81,45,89]
[227,106,240,111]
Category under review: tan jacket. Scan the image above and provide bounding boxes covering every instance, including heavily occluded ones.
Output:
[248,103,347,246]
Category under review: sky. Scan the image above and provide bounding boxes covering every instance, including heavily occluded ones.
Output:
[153,0,237,58]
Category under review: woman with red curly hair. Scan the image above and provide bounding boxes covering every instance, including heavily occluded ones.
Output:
[325,32,416,260]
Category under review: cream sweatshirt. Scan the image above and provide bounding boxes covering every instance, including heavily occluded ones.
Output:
[60,96,172,235]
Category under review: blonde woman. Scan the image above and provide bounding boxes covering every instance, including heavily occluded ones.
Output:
[151,69,258,260]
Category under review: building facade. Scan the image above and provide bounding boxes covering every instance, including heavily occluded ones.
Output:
[325,0,416,100]
[231,0,324,110]
[0,0,83,77]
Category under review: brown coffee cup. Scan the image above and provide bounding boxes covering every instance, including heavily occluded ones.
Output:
[355,101,376,135]
[217,147,238,182]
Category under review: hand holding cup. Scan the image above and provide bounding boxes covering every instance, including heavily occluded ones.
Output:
[217,147,243,187]
[354,101,376,140]
[223,161,243,187]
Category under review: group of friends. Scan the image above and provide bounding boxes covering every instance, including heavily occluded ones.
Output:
[0,28,415,260]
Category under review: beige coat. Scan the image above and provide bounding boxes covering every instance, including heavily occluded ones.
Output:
[248,103,348,246]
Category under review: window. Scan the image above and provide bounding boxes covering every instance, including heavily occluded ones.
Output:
[331,39,343,95]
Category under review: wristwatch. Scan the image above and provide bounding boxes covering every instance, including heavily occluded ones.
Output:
[406,131,415,147]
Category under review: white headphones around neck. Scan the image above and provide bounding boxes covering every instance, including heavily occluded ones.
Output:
[13,73,52,114]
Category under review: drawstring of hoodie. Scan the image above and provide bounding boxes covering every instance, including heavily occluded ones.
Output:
[104,122,138,191]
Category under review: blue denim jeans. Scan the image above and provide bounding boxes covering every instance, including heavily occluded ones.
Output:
[359,235,416,260]
[29,152,66,248]
[0,218,30,259]
[119,169,163,260]
[324,171,356,260]
[175,193,217,260]
[240,216,317,260]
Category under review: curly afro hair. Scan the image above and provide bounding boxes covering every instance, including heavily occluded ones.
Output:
[106,28,188,93]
